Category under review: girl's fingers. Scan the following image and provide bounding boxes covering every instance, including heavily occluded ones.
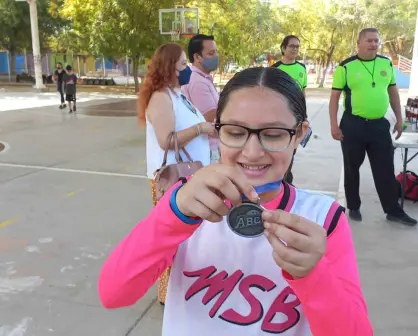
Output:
[203,171,243,206]
[264,221,312,252]
[211,165,259,204]
[264,227,307,265]
[195,187,230,217]
[262,210,315,236]
[189,198,223,223]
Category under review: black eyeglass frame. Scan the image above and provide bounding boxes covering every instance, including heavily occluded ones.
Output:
[214,122,301,152]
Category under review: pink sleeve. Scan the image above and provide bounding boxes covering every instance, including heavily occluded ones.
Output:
[188,81,217,115]
[283,212,373,336]
[98,183,201,309]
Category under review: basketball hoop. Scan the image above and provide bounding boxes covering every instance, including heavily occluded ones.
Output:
[183,34,195,39]
[171,30,180,41]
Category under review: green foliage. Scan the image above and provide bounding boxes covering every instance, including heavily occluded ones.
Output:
[0,0,68,52]
[59,0,176,58]
[1,0,416,82]
[363,0,418,58]
[193,0,280,66]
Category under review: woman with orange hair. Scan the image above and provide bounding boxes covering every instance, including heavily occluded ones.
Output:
[138,43,215,305]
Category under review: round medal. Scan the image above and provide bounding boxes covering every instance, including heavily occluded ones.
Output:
[227,201,265,238]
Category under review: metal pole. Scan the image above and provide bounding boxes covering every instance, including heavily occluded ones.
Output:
[24,48,28,73]
[126,55,129,85]
[409,10,418,97]
[28,0,45,89]
[46,53,50,76]
[77,55,81,76]
[6,50,11,82]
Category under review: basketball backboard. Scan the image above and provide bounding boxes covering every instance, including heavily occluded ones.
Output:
[158,6,199,36]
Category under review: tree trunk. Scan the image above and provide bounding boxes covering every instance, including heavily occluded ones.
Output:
[219,56,226,82]
[9,45,17,82]
[386,41,398,60]
[132,55,140,92]
[315,59,323,85]
[319,45,335,88]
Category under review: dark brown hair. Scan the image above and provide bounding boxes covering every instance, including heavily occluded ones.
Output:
[216,67,307,124]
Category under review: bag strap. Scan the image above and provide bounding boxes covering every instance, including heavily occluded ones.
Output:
[161,132,185,167]
[180,146,194,162]
[161,132,175,167]
[172,132,183,162]
[406,170,418,179]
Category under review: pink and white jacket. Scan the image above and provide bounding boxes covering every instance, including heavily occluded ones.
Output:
[98,182,373,336]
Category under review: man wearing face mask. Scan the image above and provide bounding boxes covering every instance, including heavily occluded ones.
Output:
[182,34,220,162]
[53,62,66,109]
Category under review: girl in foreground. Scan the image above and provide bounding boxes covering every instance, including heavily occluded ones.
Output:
[99,67,373,336]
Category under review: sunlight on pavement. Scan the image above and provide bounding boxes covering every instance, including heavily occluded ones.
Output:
[0,92,136,112]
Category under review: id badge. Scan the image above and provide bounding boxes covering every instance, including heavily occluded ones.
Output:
[300,127,312,148]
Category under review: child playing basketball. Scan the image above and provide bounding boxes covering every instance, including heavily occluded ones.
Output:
[63,65,78,113]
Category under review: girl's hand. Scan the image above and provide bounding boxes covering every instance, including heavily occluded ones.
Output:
[262,209,327,279]
[176,164,258,222]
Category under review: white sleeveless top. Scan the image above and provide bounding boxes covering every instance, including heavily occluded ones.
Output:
[162,187,336,336]
[146,88,211,178]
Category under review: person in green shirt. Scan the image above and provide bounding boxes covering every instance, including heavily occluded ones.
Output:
[271,35,309,185]
[271,35,308,94]
[329,27,416,226]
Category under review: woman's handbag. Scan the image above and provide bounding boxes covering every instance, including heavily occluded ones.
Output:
[153,131,203,202]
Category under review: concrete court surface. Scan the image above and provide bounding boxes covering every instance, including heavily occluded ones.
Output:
[0,90,417,336]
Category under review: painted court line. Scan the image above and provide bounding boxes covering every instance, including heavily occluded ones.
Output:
[0,163,149,179]
[0,162,339,197]
[0,216,20,229]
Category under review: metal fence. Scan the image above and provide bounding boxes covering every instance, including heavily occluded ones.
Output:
[0,51,147,84]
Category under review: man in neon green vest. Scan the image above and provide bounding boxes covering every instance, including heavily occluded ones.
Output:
[329,27,416,226]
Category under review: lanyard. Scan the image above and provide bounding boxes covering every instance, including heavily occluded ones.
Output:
[359,59,376,88]
[242,180,283,200]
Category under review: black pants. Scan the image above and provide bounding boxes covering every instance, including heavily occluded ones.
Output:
[340,114,401,214]
[58,86,64,104]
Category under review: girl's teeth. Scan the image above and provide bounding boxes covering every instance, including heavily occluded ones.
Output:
[241,164,267,170]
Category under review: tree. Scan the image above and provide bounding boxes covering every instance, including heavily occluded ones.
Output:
[363,0,418,59]
[54,0,417,89]
[0,0,67,78]
[60,0,176,91]
[187,0,280,70]
[276,0,353,87]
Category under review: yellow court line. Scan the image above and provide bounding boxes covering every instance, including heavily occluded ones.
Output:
[65,189,84,197]
[0,217,20,229]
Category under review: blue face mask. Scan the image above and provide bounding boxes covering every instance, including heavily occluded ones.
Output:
[202,55,219,72]
[178,66,192,86]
